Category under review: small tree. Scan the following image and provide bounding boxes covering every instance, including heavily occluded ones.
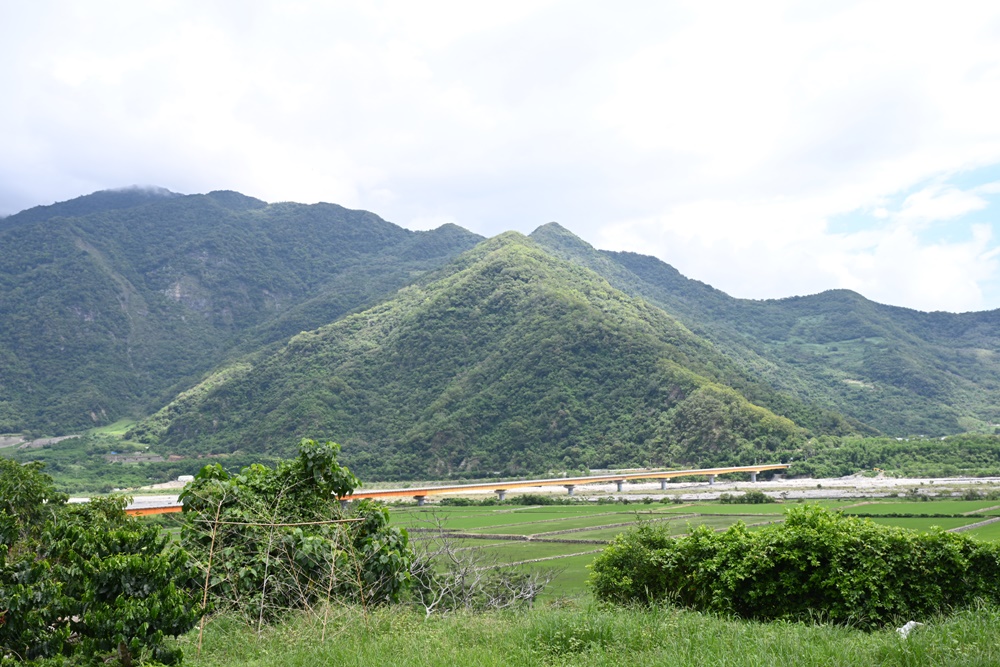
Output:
[0,459,67,548]
[1,461,200,666]
[179,439,413,624]
[718,490,775,504]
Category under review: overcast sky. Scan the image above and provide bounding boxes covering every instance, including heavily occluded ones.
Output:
[3,1,1000,313]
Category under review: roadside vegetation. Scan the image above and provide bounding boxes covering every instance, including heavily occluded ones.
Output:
[175,491,1000,666]
[9,444,1000,665]
[591,505,1000,627]
[181,602,1000,667]
[0,458,201,665]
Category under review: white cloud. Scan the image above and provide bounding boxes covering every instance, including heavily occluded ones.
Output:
[599,188,1000,312]
[975,181,1000,195]
[3,0,1000,310]
[896,185,989,225]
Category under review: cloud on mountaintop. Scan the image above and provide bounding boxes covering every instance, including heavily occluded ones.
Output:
[2,1,1000,311]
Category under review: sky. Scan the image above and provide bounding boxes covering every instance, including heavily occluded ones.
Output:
[3,1,1000,313]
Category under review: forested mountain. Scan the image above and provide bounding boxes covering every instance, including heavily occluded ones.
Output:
[0,188,482,432]
[5,188,1000,480]
[529,223,1000,437]
[128,233,810,479]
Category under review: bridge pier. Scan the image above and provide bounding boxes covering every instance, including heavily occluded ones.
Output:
[750,472,758,483]
[339,499,349,510]
[708,475,716,485]
[616,480,624,492]
[496,489,507,501]
[565,485,575,496]
[414,496,426,506]
[660,478,668,490]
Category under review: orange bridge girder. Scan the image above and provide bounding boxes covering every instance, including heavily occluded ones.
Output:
[124,463,789,515]
[344,464,789,502]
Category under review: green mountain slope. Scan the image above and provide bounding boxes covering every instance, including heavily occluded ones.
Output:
[0,189,482,432]
[7,185,1000,477]
[528,223,1000,436]
[132,233,809,480]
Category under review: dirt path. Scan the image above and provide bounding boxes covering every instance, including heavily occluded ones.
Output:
[949,517,1000,533]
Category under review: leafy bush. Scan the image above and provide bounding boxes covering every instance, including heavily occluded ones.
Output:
[0,460,200,666]
[438,497,480,506]
[718,490,776,504]
[590,505,1000,628]
[508,494,577,506]
[179,439,413,623]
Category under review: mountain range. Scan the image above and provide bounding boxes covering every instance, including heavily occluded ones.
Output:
[3,188,1000,479]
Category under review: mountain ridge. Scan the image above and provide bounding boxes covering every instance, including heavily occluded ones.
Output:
[528,223,1000,435]
[129,231,810,479]
[0,189,483,432]
[3,187,1000,453]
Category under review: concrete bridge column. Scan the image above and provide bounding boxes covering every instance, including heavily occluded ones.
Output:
[708,475,716,485]
[496,489,507,501]
[414,496,427,506]
[339,499,349,510]
[616,480,625,492]
[660,478,668,490]
[750,472,758,483]
[564,485,575,496]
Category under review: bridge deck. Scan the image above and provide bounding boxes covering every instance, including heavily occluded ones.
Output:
[122,463,788,515]
[345,464,788,499]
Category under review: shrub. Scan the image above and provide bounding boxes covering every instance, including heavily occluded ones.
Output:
[590,505,1000,628]
[718,490,776,504]
[509,494,576,506]
[1,461,200,665]
[179,439,413,623]
[438,497,478,506]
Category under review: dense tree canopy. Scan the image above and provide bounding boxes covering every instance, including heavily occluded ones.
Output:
[0,460,201,665]
[7,189,1000,484]
[0,189,482,432]
[131,235,809,479]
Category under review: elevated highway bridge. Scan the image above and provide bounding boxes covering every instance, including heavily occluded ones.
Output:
[124,463,789,515]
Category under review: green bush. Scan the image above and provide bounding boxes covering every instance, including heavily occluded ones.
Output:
[0,460,200,665]
[438,497,479,506]
[179,439,413,622]
[590,505,1000,628]
[718,490,776,504]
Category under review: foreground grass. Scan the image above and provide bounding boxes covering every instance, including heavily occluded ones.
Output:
[180,603,1000,667]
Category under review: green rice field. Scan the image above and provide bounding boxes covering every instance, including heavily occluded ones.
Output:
[392,497,1000,598]
[866,516,981,531]
[966,520,1000,541]
[842,500,1000,515]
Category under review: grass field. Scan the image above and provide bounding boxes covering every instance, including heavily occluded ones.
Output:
[180,602,1000,667]
[87,418,137,436]
[154,496,1000,666]
[866,516,982,531]
[966,520,1000,541]
[393,497,1000,599]
[842,500,1000,515]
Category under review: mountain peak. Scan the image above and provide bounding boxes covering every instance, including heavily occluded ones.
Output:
[2,186,181,227]
[529,222,600,256]
[531,221,572,234]
[135,228,804,479]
